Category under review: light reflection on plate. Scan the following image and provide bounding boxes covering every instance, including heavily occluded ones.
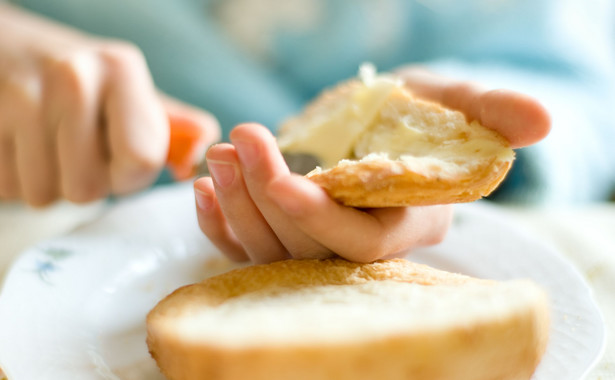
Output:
[0,183,605,380]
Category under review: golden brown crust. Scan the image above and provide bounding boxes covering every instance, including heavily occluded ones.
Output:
[307,158,513,208]
[147,259,549,380]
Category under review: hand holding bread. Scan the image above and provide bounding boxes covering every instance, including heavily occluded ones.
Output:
[277,64,539,207]
[193,65,550,263]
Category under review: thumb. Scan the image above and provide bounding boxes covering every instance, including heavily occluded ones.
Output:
[160,93,221,180]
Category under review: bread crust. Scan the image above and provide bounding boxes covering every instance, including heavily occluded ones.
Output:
[307,157,512,208]
[147,259,549,380]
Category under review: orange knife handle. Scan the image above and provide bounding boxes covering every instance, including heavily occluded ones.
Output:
[166,115,205,181]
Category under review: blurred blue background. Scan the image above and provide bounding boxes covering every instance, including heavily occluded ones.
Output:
[9,0,615,203]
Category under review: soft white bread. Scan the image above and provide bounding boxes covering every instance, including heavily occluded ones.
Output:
[277,65,515,207]
[147,258,549,380]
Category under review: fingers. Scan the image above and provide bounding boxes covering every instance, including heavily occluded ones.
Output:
[474,89,551,148]
[0,134,20,200]
[4,74,59,207]
[194,176,248,262]
[0,82,22,200]
[199,123,452,264]
[205,142,290,263]
[267,174,453,262]
[15,116,59,207]
[45,51,109,203]
[199,123,331,263]
[396,66,551,148]
[101,42,169,195]
[229,124,331,260]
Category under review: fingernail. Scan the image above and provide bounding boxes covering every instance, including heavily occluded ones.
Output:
[195,189,213,211]
[208,160,236,188]
[233,140,259,169]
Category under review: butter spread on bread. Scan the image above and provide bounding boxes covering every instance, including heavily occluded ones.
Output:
[147,258,549,380]
[277,64,515,207]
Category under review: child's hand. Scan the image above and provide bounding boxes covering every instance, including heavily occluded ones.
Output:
[194,124,453,263]
[0,4,219,206]
[193,68,551,264]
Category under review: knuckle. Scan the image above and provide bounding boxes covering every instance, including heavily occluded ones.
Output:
[0,74,41,111]
[443,81,478,106]
[98,40,146,70]
[452,81,477,93]
[46,52,100,105]
[53,60,82,91]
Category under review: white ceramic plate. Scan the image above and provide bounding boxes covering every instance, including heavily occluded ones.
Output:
[0,183,605,380]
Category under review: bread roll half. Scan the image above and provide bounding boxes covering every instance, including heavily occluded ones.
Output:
[147,258,549,380]
[277,65,515,207]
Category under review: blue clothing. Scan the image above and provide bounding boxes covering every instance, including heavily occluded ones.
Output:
[11,0,615,204]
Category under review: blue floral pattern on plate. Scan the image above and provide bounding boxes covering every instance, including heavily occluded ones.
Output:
[32,246,74,285]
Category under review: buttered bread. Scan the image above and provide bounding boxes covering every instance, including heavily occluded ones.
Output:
[277,64,514,207]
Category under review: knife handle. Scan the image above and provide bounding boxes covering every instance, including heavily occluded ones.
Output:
[166,115,206,181]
